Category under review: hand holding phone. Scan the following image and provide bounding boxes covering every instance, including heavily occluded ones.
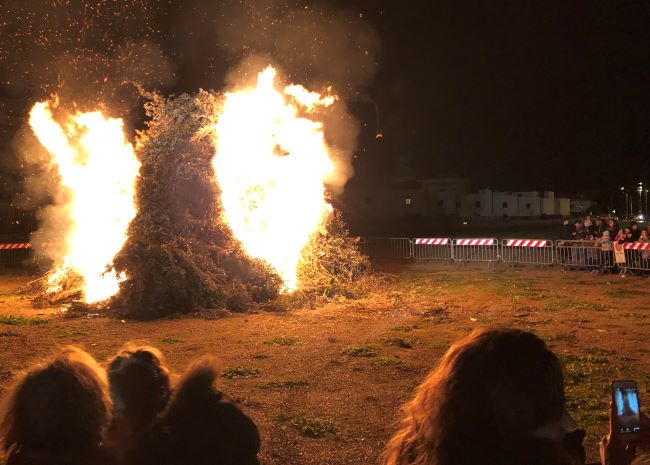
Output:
[612,380,641,441]
[600,381,642,465]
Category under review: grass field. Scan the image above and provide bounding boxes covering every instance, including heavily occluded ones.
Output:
[0,263,648,464]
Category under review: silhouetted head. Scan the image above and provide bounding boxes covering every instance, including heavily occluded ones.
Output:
[0,347,111,456]
[107,345,170,426]
[105,345,171,462]
[127,356,261,465]
[382,328,575,465]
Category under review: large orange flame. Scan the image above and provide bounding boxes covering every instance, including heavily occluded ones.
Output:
[213,67,336,289]
[29,100,140,303]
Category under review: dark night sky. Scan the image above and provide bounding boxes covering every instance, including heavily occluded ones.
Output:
[1,0,648,202]
[364,1,649,199]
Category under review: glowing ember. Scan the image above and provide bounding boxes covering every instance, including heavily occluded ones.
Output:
[213,66,336,289]
[29,100,140,303]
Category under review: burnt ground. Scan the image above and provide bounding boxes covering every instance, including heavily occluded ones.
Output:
[0,262,649,464]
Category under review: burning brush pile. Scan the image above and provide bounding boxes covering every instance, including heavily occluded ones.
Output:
[25,67,369,318]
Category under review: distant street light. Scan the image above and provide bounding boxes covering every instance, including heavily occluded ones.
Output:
[638,182,643,215]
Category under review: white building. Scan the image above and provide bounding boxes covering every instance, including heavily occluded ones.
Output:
[346,177,589,221]
[459,190,562,218]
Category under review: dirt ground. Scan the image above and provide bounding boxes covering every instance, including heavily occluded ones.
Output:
[1,263,649,464]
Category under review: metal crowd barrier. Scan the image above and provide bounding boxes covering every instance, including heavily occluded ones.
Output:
[412,238,453,261]
[362,237,412,260]
[0,244,32,266]
[452,239,500,264]
[555,240,614,272]
[501,239,554,266]
[619,242,650,274]
[360,237,650,273]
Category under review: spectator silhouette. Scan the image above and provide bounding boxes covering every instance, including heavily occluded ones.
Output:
[560,218,575,240]
[629,222,641,242]
[608,220,621,240]
[574,220,588,240]
[381,328,585,465]
[126,357,261,465]
[105,345,171,464]
[596,218,608,237]
[0,347,114,465]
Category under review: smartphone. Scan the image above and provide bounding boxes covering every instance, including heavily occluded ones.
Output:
[612,380,641,440]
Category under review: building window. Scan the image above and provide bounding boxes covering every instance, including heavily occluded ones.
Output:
[405,197,412,206]
[438,200,444,207]
[502,202,508,208]
[525,202,531,209]
[475,201,481,208]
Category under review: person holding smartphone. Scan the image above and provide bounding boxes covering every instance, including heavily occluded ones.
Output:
[600,380,650,465]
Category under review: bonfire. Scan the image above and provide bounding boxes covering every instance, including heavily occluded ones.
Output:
[25,67,369,318]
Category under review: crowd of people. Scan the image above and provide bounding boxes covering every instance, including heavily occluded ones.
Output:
[560,216,650,244]
[558,216,650,272]
[0,329,649,465]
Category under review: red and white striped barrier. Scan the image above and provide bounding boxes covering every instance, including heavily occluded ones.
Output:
[505,239,549,247]
[619,242,650,274]
[502,239,554,266]
[413,238,452,260]
[0,243,31,249]
[414,238,449,245]
[0,243,33,266]
[623,242,650,250]
[454,239,496,246]
[452,238,499,264]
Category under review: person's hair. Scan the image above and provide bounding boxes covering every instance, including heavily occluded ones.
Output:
[381,328,566,465]
[0,347,111,456]
[107,345,171,427]
[127,357,261,465]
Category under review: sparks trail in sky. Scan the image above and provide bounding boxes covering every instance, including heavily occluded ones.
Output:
[0,0,169,110]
